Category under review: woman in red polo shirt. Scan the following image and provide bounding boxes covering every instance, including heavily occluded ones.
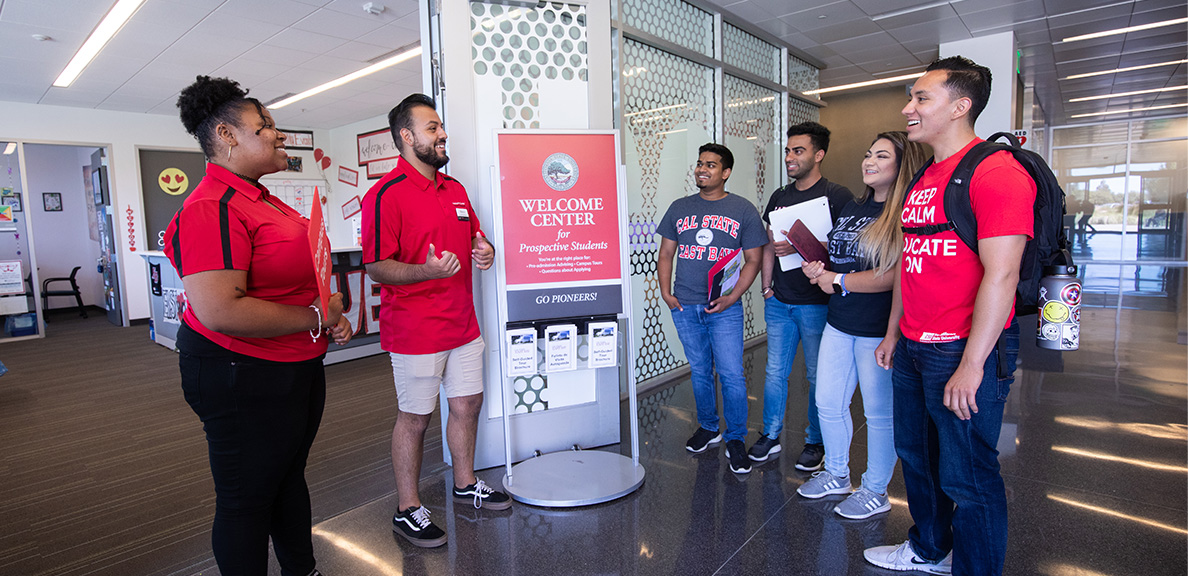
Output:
[164,76,351,576]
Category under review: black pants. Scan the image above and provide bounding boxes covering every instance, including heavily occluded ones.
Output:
[180,350,326,576]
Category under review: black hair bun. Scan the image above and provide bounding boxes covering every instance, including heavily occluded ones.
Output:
[176,75,248,136]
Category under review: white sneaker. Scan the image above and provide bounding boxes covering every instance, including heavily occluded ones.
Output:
[863,540,952,575]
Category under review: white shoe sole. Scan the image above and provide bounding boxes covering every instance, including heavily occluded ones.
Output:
[748,444,782,462]
[686,434,722,453]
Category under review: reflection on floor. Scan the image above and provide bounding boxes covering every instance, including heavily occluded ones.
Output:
[216,270,1186,576]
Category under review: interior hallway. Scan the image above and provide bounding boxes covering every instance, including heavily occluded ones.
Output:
[0,265,1184,576]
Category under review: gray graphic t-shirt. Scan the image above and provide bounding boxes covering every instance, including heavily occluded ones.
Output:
[658,193,768,305]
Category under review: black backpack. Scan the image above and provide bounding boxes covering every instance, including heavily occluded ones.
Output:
[902,132,1074,317]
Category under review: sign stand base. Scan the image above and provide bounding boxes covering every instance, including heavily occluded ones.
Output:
[502,450,645,507]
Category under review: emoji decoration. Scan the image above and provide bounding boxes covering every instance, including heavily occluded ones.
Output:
[158,167,189,196]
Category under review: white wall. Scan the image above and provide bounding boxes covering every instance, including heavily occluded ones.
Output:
[22,143,103,309]
[0,101,399,322]
[940,32,1018,137]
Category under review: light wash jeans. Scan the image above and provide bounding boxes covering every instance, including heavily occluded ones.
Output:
[815,323,896,494]
[671,302,748,442]
[759,298,827,443]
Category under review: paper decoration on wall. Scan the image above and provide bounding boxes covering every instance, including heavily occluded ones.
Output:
[313,148,332,171]
[158,167,189,195]
[125,205,137,252]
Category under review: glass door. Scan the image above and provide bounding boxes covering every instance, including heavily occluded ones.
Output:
[0,141,43,340]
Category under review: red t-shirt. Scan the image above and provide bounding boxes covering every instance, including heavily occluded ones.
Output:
[899,139,1036,343]
[361,157,483,354]
[163,163,326,362]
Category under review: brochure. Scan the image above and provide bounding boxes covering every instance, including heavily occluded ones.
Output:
[707,248,742,302]
[588,321,617,368]
[767,196,831,271]
[544,324,578,373]
[506,328,538,377]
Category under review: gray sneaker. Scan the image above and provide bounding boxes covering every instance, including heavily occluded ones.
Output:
[834,487,891,519]
[796,470,852,499]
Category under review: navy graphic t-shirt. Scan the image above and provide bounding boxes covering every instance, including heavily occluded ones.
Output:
[826,198,892,338]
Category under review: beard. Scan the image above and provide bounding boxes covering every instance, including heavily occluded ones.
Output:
[787,157,816,181]
[413,138,449,169]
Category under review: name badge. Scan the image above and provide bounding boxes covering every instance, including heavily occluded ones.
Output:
[456,207,469,221]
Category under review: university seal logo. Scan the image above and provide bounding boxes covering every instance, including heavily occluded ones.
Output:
[542,153,579,192]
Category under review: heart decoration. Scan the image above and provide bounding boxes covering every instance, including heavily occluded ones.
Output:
[313,148,324,162]
[1018,136,1027,145]
[320,157,331,170]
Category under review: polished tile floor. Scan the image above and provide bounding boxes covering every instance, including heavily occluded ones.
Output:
[205,266,1187,576]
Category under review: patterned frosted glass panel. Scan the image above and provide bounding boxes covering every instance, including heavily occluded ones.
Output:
[471,2,588,131]
[723,23,780,83]
[724,75,781,339]
[471,1,591,415]
[1132,116,1187,141]
[622,38,715,381]
[788,53,819,93]
[621,0,713,57]
[789,96,819,125]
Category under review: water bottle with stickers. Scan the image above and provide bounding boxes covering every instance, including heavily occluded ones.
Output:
[1037,264,1080,350]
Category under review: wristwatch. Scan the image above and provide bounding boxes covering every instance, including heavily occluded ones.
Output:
[833,274,849,296]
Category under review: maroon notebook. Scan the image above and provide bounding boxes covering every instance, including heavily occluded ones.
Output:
[787,219,829,268]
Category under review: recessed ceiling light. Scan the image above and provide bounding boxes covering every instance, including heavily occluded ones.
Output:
[269,44,422,109]
[1062,59,1188,80]
[3,143,16,155]
[1069,85,1186,102]
[32,34,51,41]
[1061,17,1188,43]
[1070,103,1188,118]
[53,0,147,87]
[802,72,925,96]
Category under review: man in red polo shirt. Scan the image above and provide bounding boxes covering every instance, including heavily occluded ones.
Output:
[362,93,510,549]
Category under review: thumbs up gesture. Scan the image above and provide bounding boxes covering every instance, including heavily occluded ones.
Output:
[424,243,461,279]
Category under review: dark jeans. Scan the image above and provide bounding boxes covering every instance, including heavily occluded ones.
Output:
[180,352,326,576]
[892,321,1018,576]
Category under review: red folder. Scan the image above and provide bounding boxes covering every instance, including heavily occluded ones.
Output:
[308,187,332,315]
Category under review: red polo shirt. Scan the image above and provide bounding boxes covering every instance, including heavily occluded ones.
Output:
[164,163,326,362]
[362,157,483,354]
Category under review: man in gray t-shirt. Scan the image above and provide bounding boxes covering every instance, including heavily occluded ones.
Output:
[657,143,767,475]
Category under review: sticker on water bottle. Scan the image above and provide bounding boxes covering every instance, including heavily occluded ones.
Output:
[1060,284,1081,305]
[1042,301,1070,324]
[1061,325,1079,349]
[1041,323,1060,341]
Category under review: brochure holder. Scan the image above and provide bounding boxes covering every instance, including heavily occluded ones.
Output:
[488,130,644,507]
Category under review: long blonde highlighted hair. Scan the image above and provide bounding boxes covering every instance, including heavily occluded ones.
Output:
[857,131,928,276]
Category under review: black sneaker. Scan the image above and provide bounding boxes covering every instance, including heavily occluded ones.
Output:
[748,434,782,462]
[392,506,447,548]
[686,427,723,453]
[725,439,752,474]
[453,479,512,510]
[795,443,825,471]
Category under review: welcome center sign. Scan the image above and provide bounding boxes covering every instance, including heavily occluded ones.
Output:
[494,132,624,322]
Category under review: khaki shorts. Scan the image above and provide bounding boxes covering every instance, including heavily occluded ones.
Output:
[390,336,485,415]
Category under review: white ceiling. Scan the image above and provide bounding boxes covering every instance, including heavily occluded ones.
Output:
[0,0,1184,129]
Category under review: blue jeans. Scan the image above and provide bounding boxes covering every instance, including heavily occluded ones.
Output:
[893,321,1018,576]
[760,299,826,443]
[671,302,748,442]
[816,323,896,494]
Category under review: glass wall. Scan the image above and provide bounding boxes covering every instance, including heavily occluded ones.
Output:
[1051,116,1186,264]
[615,0,823,382]
[1050,116,1187,312]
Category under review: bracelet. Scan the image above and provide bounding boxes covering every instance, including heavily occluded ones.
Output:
[839,273,849,296]
[762,286,772,294]
[309,305,322,342]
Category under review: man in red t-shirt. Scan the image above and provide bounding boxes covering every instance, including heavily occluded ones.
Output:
[362,94,510,549]
[864,57,1034,576]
